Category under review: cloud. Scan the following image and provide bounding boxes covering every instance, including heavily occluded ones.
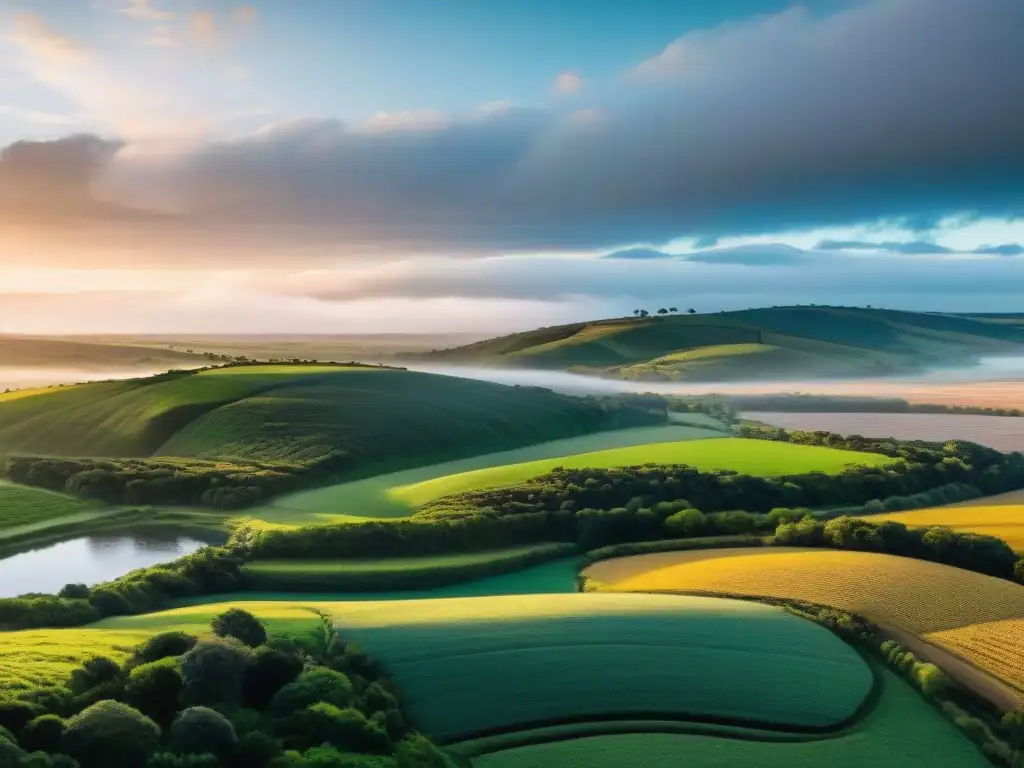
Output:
[553,70,584,94]
[189,11,218,45]
[232,5,258,26]
[682,244,811,266]
[693,235,719,249]
[815,239,953,254]
[973,243,1024,256]
[11,13,90,67]
[4,0,1024,259]
[117,0,174,21]
[601,248,675,260]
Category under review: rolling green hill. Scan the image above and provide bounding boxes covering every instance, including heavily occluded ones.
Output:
[0,365,635,471]
[414,306,1024,381]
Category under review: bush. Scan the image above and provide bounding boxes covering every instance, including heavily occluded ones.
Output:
[270,668,354,716]
[58,584,90,600]
[131,632,197,666]
[21,753,80,768]
[0,698,42,736]
[1015,556,1024,584]
[212,609,267,648]
[662,508,706,537]
[61,700,161,768]
[123,657,184,725]
[22,714,65,753]
[146,753,220,768]
[232,731,281,768]
[180,637,254,706]
[68,657,124,695]
[394,733,450,768]
[243,646,304,709]
[913,663,952,696]
[169,707,237,761]
[0,738,27,766]
[281,703,389,753]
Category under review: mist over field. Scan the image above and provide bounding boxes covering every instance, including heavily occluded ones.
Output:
[0,366,180,392]
[407,355,1024,406]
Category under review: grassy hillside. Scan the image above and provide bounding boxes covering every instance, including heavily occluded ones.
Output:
[0,335,203,369]
[586,547,1024,696]
[0,481,101,531]
[0,365,623,469]
[396,438,895,509]
[472,669,988,768]
[415,306,1024,381]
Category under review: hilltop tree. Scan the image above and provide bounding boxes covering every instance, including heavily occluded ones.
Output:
[639,309,650,317]
[657,308,668,315]
[687,308,696,314]
[669,307,678,313]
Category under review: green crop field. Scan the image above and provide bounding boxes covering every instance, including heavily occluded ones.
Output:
[0,481,104,531]
[327,593,873,743]
[394,438,895,509]
[0,365,616,467]
[471,668,987,768]
[250,424,722,525]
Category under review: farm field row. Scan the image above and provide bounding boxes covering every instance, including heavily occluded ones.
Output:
[584,547,1024,701]
[395,437,896,510]
[872,490,1024,551]
[249,424,726,526]
[472,667,989,768]
[743,411,1024,452]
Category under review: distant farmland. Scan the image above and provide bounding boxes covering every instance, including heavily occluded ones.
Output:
[744,411,1024,452]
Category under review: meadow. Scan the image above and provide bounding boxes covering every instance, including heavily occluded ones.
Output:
[394,438,896,509]
[250,423,722,526]
[585,547,1024,698]
[471,668,989,768]
[873,491,1024,551]
[0,482,103,531]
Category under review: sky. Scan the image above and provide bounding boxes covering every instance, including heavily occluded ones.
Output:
[0,0,1022,334]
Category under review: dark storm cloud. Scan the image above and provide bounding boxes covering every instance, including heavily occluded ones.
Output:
[6,0,1024,256]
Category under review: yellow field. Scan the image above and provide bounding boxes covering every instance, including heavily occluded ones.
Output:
[0,629,149,693]
[584,547,1024,693]
[874,493,1024,551]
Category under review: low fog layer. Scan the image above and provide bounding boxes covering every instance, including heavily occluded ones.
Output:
[0,366,182,392]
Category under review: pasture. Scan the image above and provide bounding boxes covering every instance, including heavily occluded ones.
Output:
[328,593,873,743]
[744,411,1024,452]
[251,424,722,525]
[394,438,896,509]
[471,669,988,768]
[873,491,1024,551]
[585,547,1024,697]
[0,481,103,531]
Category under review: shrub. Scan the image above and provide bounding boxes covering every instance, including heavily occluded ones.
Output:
[662,508,706,537]
[270,668,354,716]
[20,753,80,768]
[0,725,13,744]
[169,707,237,761]
[0,698,43,736]
[61,700,161,768]
[394,733,450,768]
[124,657,184,725]
[861,499,884,514]
[243,646,304,709]
[913,663,952,697]
[270,745,398,767]
[131,632,197,666]
[22,714,65,752]
[212,609,267,648]
[0,738,27,765]
[281,703,389,753]
[68,656,124,695]
[146,753,219,768]
[180,636,254,705]
[1015,556,1024,584]
[58,584,90,600]
[232,730,281,768]
[360,682,398,715]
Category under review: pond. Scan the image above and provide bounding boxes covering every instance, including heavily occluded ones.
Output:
[0,533,208,598]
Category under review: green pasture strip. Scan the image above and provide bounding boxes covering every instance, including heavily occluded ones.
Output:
[470,667,988,768]
[0,481,102,531]
[326,593,873,743]
[252,425,713,525]
[243,543,577,592]
[175,557,581,606]
[397,438,896,508]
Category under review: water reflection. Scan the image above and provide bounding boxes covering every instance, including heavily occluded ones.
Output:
[0,534,207,598]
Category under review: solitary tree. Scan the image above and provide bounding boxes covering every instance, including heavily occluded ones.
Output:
[632,309,641,317]
[657,308,668,315]
[687,308,696,314]
[669,307,678,313]
[639,309,650,317]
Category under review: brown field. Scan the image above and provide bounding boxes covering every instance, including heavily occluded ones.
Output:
[743,411,1024,452]
[584,547,1024,701]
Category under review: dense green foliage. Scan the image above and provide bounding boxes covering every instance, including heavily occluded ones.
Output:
[0,608,447,768]
[211,609,267,648]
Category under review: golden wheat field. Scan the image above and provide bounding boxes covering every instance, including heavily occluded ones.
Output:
[584,547,1024,693]
[874,497,1024,551]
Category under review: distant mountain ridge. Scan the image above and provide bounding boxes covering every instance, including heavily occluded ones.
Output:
[410,306,1024,382]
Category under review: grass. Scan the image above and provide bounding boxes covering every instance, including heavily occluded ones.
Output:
[872,494,1024,551]
[242,543,577,591]
[0,365,615,465]
[395,438,895,508]
[471,667,988,768]
[327,593,873,743]
[585,547,1024,693]
[0,481,103,531]
[249,424,719,526]
[0,629,150,693]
